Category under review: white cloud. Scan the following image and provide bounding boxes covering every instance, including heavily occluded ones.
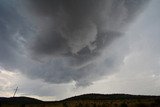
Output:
[0,67,76,100]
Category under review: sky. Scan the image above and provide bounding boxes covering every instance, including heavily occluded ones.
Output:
[0,0,160,101]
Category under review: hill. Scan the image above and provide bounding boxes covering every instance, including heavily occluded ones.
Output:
[0,94,160,107]
[63,93,160,101]
[0,96,43,104]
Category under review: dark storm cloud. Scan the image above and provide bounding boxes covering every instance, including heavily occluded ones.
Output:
[0,0,149,86]
[30,0,125,57]
[28,0,149,65]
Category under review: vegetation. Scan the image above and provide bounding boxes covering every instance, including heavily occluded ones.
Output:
[0,94,160,107]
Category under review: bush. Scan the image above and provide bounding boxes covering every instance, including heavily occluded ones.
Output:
[136,103,147,107]
[63,102,68,107]
[120,103,128,107]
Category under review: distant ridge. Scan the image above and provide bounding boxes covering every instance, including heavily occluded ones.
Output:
[63,93,160,101]
[0,96,43,104]
[1,93,160,107]
[1,93,160,103]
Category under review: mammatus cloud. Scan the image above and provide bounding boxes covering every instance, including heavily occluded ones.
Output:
[0,0,149,86]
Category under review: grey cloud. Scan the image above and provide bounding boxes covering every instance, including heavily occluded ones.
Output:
[29,0,133,56]
[0,0,24,68]
[0,0,149,86]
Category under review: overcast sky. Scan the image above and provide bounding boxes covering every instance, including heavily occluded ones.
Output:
[0,0,160,101]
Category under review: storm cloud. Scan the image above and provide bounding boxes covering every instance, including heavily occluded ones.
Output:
[0,0,149,86]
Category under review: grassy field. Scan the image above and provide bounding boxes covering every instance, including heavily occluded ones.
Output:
[1,94,160,107]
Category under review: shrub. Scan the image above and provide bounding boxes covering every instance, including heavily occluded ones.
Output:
[136,103,147,107]
[120,103,128,107]
[63,102,68,107]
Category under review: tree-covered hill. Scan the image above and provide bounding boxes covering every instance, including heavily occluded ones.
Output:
[63,93,160,101]
[0,96,43,104]
[0,94,160,107]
